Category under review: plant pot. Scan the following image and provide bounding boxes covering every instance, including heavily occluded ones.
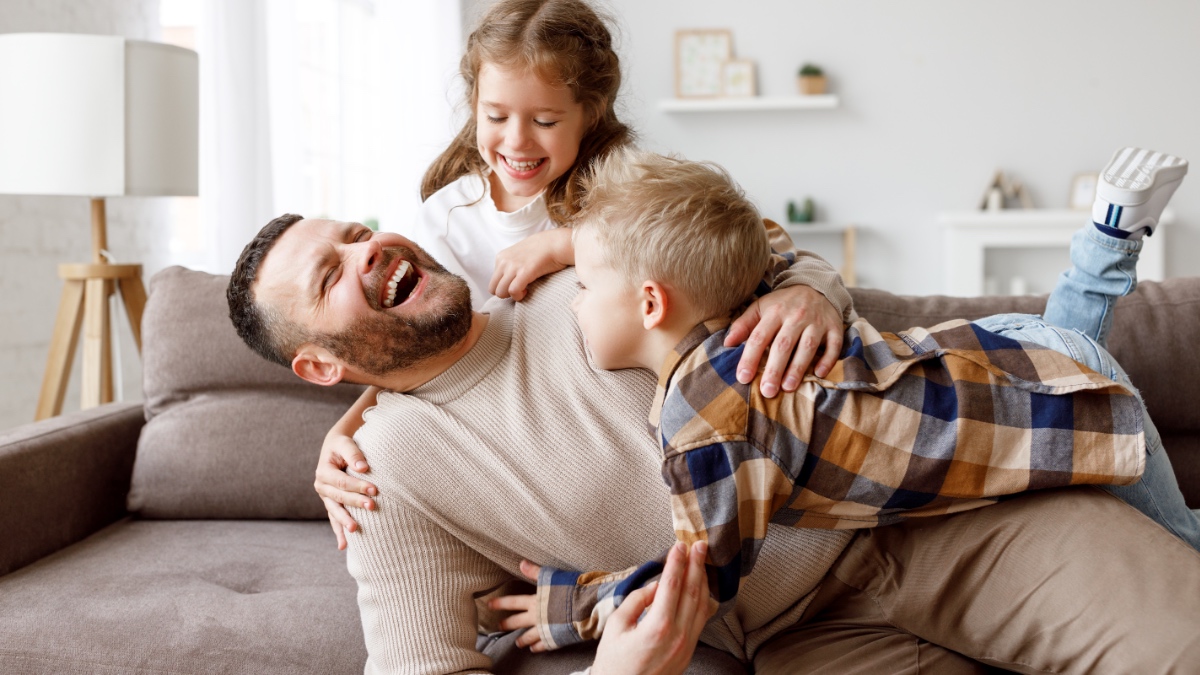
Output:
[797,75,826,95]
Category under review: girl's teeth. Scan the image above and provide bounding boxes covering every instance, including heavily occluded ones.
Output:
[506,157,542,171]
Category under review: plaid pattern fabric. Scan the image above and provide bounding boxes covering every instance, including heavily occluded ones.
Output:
[535,316,1146,650]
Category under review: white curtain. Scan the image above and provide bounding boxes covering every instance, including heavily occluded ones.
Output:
[373,0,464,234]
[196,0,462,273]
[199,0,273,274]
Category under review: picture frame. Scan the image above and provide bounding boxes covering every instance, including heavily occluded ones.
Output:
[1070,172,1099,210]
[722,59,756,97]
[675,29,732,98]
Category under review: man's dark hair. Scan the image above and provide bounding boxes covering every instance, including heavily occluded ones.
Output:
[227,213,306,367]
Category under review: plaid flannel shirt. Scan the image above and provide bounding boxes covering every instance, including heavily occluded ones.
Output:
[535,316,1146,650]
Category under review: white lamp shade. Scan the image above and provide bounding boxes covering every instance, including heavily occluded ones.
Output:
[0,33,198,197]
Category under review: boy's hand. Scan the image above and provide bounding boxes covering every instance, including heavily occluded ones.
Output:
[725,285,844,398]
[490,228,575,301]
[313,432,377,550]
[488,560,547,652]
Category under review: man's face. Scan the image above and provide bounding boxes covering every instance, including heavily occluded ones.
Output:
[256,218,472,377]
[570,228,645,371]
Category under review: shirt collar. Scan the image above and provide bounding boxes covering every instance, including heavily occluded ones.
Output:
[646,317,732,431]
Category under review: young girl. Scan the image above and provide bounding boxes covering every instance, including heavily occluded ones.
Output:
[315,0,854,550]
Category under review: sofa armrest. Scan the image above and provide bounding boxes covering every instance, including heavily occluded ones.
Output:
[0,402,144,576]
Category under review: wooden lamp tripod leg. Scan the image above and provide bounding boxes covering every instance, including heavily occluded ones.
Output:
[34,198,144,421]
[34,279,86,420]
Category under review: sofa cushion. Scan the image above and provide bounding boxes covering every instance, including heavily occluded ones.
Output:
[128,266,364,519]
[0,519,366,674]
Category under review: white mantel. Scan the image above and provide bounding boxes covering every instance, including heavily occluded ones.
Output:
[941,209,1168,297]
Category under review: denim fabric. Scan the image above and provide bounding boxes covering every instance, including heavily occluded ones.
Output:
[972,313,1200,551]
[1043,224,1143,347]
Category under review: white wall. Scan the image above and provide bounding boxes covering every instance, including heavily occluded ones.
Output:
[0,0,165,430]
[608,0,1200,293]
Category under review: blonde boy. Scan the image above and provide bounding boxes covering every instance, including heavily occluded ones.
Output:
[507,148,1153,651]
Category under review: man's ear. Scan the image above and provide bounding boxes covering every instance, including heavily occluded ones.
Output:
[292,345,347,387]
[640,280,670,330]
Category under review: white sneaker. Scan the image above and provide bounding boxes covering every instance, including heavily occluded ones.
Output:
[1094,147,1188,239]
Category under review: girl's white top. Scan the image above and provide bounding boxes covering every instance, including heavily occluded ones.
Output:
[389,172,556,310]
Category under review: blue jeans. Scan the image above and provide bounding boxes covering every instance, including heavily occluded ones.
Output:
[974,225,1200,551]
[1043,225,1143,347]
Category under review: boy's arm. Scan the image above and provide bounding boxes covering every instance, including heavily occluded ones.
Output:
[521,439,794,650]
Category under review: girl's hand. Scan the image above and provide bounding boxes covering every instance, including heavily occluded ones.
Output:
[489,228,575,301]
[725,285,844,398]
[591,541,715,675]
[488,560,546,652]
[314,432,378,550]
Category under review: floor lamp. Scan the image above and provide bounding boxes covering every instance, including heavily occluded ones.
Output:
[0,34,198,420]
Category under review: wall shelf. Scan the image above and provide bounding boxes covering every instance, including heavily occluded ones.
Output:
[659,95,839,113]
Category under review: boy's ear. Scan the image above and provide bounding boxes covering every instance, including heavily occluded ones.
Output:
[640,280,670,330]
[292,345,348,387]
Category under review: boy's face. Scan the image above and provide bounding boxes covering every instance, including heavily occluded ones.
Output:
[571,229,646,370]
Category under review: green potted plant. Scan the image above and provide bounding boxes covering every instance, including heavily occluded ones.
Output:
[797,63,826,95]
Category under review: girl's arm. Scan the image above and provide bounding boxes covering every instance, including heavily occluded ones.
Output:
[314,386,380,549]
[489,228,575,301]
[726,219,854,397]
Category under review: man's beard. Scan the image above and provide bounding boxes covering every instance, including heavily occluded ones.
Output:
[315,246,473,377]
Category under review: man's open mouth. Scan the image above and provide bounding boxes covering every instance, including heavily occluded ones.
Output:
[383,259,420,308]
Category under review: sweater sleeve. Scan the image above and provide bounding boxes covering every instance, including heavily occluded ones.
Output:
[347,498,512,675]
[533,439,795,651]
[762,218,857,322]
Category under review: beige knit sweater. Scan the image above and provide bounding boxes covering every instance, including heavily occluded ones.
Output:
[348,257,854,674]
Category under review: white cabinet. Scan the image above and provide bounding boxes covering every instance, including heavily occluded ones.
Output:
[941,210,1168,297]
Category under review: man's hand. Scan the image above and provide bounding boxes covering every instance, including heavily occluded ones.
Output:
[314,432,378,550]
[488,560,546,651]
[592,541,716,675]
[489,228,575,301]
[725,285,844,398]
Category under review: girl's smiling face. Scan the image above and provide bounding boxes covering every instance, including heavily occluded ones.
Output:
[475,62,589,213]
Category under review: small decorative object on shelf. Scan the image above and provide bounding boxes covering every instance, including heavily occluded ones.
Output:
[722,59,756,97]
[978,170,1033,211]
[787,197,816,223]
[797,63,826,95]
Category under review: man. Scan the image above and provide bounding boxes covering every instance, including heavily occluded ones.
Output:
[229,215,1200,674]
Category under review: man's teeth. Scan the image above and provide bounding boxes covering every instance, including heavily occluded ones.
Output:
[384,261,412,308]
[505,156,544,172]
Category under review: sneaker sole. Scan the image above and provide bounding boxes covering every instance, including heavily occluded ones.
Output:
[1098,147,1189,206]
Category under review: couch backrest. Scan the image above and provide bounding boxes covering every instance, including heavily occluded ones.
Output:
[127,266,364,519]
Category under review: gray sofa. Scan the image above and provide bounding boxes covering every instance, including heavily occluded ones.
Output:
[1,266,1197,674]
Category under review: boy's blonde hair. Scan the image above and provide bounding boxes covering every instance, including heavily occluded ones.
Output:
[573,148,770,319]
